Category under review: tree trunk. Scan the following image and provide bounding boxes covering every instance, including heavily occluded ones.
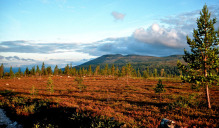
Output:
[206,84,211,109]
[204,55,211,109]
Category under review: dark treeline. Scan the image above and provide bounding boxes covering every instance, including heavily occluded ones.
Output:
[0,62,181,79]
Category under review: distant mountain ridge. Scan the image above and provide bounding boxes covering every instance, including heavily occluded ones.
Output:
[74,54,184,75]
[77,54,184,67]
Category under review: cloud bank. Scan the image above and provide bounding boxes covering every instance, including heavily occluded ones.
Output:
[1,5,218,67]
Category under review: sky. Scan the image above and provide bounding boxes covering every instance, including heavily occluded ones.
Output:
[0,0,219,68]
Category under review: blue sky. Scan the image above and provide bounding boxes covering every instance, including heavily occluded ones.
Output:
[0,0,219,68]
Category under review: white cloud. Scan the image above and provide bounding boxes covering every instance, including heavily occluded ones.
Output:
[111,11,125,21]
[133,23,186,48]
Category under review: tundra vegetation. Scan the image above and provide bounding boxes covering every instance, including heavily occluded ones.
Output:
[0,5,218,128]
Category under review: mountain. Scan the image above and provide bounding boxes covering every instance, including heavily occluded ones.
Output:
[74,54,184,75]
[77,54,184,67]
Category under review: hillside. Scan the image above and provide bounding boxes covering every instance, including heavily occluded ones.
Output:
[75,54,184,75]
[78,54,183,66]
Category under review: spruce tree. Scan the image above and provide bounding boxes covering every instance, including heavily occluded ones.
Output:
[0,63,4,78]
[111,64,115,77]
[94,65,100,76]
[9,66,14,78]
[104,64,108,76]
[36,65,40,76]
[88,65,92,76]
[154,79,166,102]
[25,67,29,77]
[41,62,45,75]
[64,64,70,75]
[177,5,219,109]
[54,65,59,75]
[17,67,21,77]
[137,68,141,77]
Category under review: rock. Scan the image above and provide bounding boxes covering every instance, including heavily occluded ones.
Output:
[159,118,176,128]
[0,109,22,128]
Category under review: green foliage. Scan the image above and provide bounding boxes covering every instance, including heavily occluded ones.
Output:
[46,66,52,75]
[70,112,122,128]
[64,64,70,75]
[137,68,141,77]
[30,66,36,76]
[125,63,133,77]
[94,65,100,76]
[47,77,54,95]
[154,79,166,94]
[111,64,115,76]
[41,62,45,75]
[168,93,202,109]
[75,77,86,91]
[0,63,3,78]
[25,67,30,76]
[54,65,59,75]
[88,65,92,76]
[30,85,38,95]
[9,66,14,79]
[36,65,40,76]
[177,5,219,108]
[177,5,219,87]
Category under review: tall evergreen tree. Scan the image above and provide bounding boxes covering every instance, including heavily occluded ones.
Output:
[25,67,29,77]
[54,65,59,75]
[36,65,40,76]
[177,5,219,109]
[94,65,100,76]
[41,62,45,75]
[9,66,14,78]
[0,63,4,78]
[104,64,109,76]
[17,67,22,77]
[137,68,141,77]
[30,66,36,76]
[121,66,126,77]
[88,65,92,76]
[46,66,52,75]
[111,64,115,77]
[154,68,157,77]
[115,66,119,76]
[64,64,70,75]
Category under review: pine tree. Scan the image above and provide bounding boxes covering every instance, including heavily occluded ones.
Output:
[41,62,45,75]
[0,63,4,78]
[88,65,92,76]
[64,64,70,75]
[177,5,219,109]
[104,64,108,76]
[111,64,115,77]
[18,67,21,74]
[9,66,14,79]
[154,68,157,77]
[94,65,100,76]
[154,79,166,102]
[115,66,119,76]
[47,77,54,95]
[137,68,141,77]
[46,66,52,75]
[54,65,59,75]
[121,66,126,77]
[36,65,40,76]
[160,69,165,77]
[30,66,36,76]
[25,67,29,77]
[58,69,63,75]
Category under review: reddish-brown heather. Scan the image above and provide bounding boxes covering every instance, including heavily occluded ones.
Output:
[0,76,218,127]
